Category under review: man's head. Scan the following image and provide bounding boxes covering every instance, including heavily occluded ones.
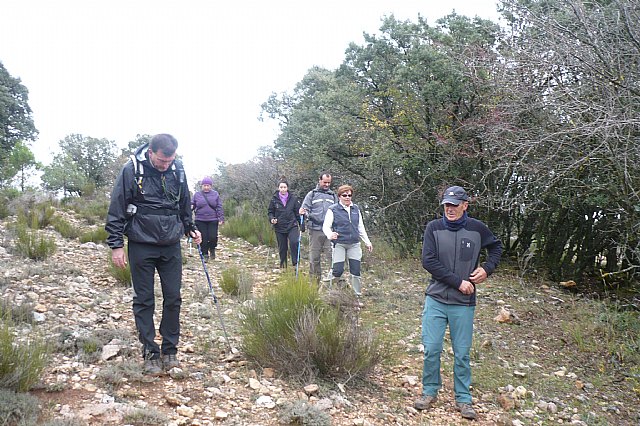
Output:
[318,173,332,191]
[441,186,469,221]
[148,134,178,172]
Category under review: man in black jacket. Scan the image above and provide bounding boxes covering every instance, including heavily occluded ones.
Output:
[105,134,201,375]
[414,186,502,420]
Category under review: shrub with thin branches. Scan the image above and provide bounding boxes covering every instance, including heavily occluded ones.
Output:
[278,399,331,426]
[51,215,81,239]
[79,227,108,244]
[220,266,253,300]
[241,275,382,381]
[221,207,276,247]
[0,387,41,426]
[14,225,57,260]
[0,318,49,392]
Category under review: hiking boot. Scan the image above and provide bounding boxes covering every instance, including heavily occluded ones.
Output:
[456,402,477,420]
[143,358,163,376]
[162,353,180,370]
[414,394,437,411]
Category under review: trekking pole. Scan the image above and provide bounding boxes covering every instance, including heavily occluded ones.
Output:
[295,215,304,279]
[197,243,232,351]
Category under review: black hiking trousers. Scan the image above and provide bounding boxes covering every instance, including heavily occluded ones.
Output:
[128,241,182,359]
[195,220,219,258]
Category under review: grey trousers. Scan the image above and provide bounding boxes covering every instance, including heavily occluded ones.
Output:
[308,228,332,280]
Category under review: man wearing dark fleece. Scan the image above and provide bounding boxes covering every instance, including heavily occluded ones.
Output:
[414,186,502,420]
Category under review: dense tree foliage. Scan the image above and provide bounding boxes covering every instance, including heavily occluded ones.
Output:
[262,14,503,254]
[0,62,37,187]
[255,2,640,285]
[487,0,640,282]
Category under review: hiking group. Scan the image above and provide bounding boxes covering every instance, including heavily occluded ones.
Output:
[105,136,502,421]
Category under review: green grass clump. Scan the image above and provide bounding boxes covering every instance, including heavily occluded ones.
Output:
[51,215,81,239]
[16,202,56,230]
[221,208,275,247]
[0,318,49,392]
[0,298,34,324]
[241,275,382,381]
[79,227,108,244]
[14,225,57,260]
[220,266,253,299]
[64,197,109,225]
[0,387,41,426]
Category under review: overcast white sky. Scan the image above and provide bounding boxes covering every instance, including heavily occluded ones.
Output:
[1,0,500,184]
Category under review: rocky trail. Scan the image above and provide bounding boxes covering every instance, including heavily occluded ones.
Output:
[1,214,638,425]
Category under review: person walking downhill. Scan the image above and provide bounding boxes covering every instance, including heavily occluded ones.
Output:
[322,185,372,299]
[299,172,338,283]
[105,133,202,375]
[191,176,224,261]
[268,178,304,269]
[415,186,502,420]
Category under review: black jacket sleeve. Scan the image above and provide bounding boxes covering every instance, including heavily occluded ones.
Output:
[105,161,135,249]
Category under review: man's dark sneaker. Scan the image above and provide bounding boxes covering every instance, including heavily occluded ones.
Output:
[143,358,163,376]
[456,402,477,420]
[162,353,180,370]
[414,395,437,411]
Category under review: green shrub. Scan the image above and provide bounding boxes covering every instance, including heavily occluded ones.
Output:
[0,387,41,426]
[222,208,276,247]
[63,197,109,225]
[14,225,57,260]
[241,275,382,381]
[278,399,332,426]
[222,198,239,219]
[0,318,49,392]
[79,227,108,244]
[16,202,56,230]
[0,298,34,324]
[51,215,81,239]
[220,266,253,299]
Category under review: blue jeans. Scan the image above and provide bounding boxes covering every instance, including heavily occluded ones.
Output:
[421,295,475,403]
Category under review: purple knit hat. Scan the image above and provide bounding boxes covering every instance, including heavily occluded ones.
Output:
[201,176,213,186]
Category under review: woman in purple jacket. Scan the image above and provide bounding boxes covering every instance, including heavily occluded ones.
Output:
[191,176,224,260]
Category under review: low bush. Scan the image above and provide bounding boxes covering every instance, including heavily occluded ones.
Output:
[51,215,81,239]
[14,225,57,260]
[0,298,34,324]
[15,201,56,230]
[221,206,275,247]
[0,387,41,426]
[278,399,332,426]
[0,318,49,392]
[79,227,108,244]
[63,196,109,225]
[220,266,253,299]
[122,407,168,425]
[241,275,382,381]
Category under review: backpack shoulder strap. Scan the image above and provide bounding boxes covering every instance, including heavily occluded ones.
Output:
[130,154,144,195]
